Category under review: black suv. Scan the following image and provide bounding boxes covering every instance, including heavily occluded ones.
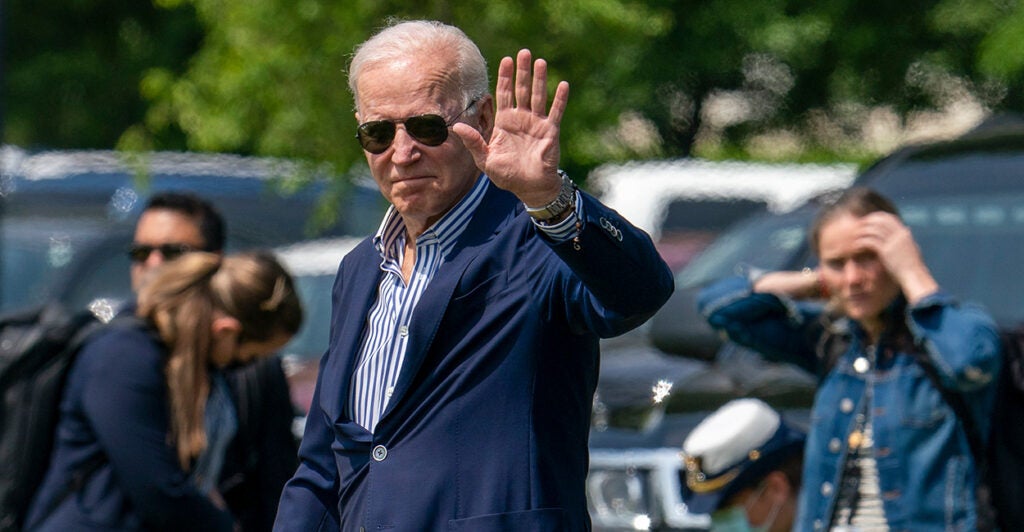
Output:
[586,115,1024,531]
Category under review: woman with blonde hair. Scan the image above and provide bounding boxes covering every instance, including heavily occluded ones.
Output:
[26,251,302,531]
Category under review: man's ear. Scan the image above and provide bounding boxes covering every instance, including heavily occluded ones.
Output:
[211,316,242,339]
[475,94,495,143]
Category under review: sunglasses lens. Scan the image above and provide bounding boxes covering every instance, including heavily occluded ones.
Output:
[357,121,396,154]
[127,243,193,262]
[405,115,449,146]
[159,244,190,260]
[128,245,152,262]
[356,114,451,153]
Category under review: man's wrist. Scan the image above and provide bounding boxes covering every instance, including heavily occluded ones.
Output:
[525,170,576,223]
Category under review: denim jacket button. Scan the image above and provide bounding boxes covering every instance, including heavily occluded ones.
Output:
[840,398,854,413]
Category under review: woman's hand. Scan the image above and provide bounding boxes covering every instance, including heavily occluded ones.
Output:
[856,212,939,304]
[753,268,826,300]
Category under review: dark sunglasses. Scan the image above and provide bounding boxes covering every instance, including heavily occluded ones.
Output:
[356,99,478,154]
[127,243,195,263]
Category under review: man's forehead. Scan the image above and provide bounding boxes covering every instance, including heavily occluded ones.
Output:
[355,60,459,115]
[134,209,206,245]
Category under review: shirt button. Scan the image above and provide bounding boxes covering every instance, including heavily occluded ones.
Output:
[840,398,854,413]
[385,386,395,399]
[398,325,409,338]
[372,445,388,462]
[821,481,833,496]
[813,519,823,531]
[828,438,842,453]
[853,357,870,373]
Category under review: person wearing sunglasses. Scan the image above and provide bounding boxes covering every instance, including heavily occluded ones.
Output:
[128,191,226,293]
[275,20,673,532]
[26,251,303,531]
[124,191,298,532]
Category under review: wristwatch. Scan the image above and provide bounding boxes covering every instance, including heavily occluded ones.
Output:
[525,171,576,223]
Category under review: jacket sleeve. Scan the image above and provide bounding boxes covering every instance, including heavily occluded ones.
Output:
[907,291,1002,393]
[273,352,340,532]
[79,332,234,531]
[697,275,823,374]
[543,191,674,338]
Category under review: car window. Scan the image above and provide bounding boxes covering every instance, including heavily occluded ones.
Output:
[281,272,336,361]
[1,218,117,313]
[673,208,812,290]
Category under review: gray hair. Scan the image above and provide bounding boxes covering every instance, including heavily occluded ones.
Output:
[348,20,489,113]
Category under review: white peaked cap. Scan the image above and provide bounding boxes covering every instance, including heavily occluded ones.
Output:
[683,398,781,476]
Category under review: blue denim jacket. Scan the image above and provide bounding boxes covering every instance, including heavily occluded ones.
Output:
[698,276,1002,532]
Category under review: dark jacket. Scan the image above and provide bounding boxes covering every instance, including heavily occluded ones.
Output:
[25,321,234,531]
[221,356,299,532]
[274,185,674,531]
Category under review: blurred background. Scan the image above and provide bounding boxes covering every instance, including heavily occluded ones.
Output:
[5,2,1024,530]
[5,0,1024,181]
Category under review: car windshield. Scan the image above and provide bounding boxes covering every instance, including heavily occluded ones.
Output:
[673,208,812,290]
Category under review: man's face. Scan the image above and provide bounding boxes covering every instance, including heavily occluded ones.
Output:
[354,53,492,235]
[130,208,207,292]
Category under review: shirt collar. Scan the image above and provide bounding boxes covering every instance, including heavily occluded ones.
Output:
[373,174,490,260]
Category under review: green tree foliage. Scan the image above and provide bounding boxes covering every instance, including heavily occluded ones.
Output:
[6,0,1024,173]
[3,0,202,149]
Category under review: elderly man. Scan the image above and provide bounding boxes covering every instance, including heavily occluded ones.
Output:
[274,20,673,531]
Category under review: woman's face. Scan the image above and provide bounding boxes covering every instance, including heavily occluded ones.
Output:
[211,328,293,368]
[817,212,902,327]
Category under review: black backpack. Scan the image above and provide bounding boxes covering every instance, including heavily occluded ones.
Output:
[0,302,105,532]
[818,320,1024,531]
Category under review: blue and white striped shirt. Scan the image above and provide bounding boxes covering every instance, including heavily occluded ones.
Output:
[348,174,582,432]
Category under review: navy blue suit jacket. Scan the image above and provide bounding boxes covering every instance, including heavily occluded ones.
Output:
[274,185,673,531]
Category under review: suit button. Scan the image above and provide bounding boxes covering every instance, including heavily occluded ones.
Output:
[372,445,388,462]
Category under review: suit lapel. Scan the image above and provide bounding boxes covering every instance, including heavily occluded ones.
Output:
[320,239,384,423]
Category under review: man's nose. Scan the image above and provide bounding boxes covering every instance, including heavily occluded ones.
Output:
[389,125,421,163]
[144,250,166,268]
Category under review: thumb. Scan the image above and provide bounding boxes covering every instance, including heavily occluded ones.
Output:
[452,123,489,170]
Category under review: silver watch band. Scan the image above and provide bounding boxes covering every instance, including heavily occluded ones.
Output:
[526,171,576,222]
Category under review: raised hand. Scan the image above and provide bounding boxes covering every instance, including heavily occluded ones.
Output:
[454,49,570,208]
[856,211,939,303]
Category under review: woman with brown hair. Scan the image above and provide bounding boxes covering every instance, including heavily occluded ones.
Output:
[26,251,302,531]
[699,187,1001,531]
